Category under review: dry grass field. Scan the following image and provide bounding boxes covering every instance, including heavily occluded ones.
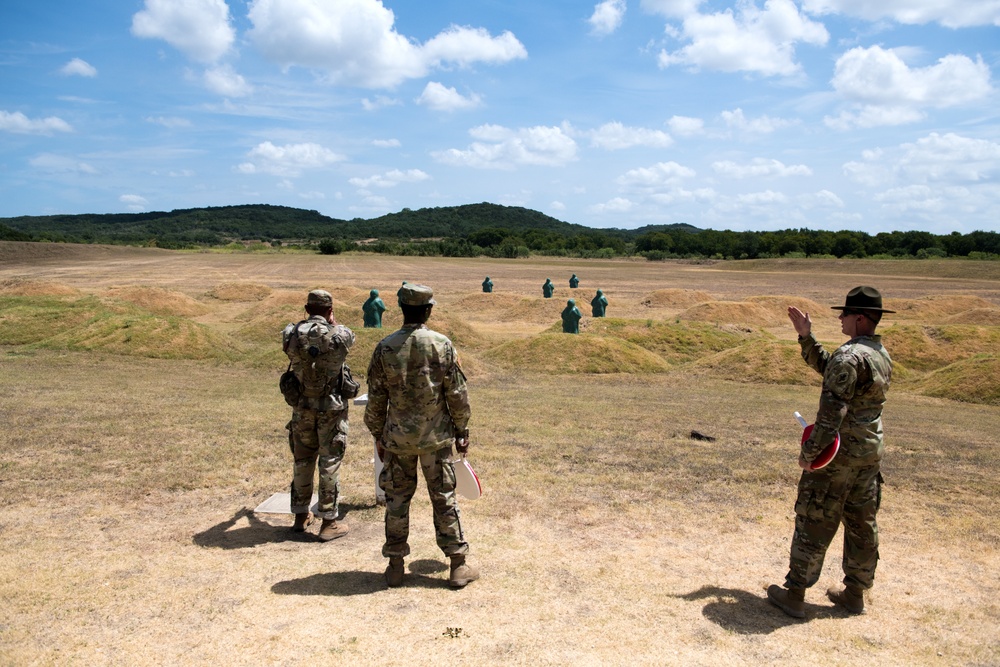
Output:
[1,241,999,666]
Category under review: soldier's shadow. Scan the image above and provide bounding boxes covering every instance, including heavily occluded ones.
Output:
[271,559,451,597]
[673,585,836,634]
[193,504,370,549]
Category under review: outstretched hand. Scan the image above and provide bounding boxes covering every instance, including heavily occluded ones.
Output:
[788,306,812,337]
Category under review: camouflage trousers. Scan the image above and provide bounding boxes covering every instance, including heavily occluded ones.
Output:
[379,446,469,559]
[785,461,882,590]
[288,407,348,520]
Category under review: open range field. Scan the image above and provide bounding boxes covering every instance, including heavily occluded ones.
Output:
[1,241,999,666]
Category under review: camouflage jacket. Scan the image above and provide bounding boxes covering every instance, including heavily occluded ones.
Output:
[364,324,471,454]
[799,332,892,466]
[283,315,355,412]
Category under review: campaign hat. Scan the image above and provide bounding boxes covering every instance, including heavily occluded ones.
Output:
[830,286,895,313]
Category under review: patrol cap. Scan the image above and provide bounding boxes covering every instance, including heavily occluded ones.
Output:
[398,283,436,306]
[831,286,895,313]
[306,289,333,308]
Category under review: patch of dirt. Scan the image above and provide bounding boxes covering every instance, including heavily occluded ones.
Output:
[206,282,273,302]
[104,286,210,318]
[641,288,713,308]
[0,277,80,297]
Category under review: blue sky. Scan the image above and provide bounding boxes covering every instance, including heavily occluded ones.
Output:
[1,0,998,234]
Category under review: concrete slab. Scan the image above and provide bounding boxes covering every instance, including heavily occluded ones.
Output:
[254,492,318,514]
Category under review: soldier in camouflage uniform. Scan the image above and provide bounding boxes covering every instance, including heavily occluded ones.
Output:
[768,286,894,618]
[364,283,479,589]
[283,290,356,541]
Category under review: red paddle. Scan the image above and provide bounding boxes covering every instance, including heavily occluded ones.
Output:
[795,412,840,470]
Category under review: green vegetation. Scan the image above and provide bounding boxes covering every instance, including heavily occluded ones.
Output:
[5,203,999,260]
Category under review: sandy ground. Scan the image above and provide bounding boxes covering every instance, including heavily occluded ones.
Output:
[1,243,999,666]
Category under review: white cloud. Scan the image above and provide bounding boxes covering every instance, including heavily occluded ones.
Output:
[843,132,1000,224]
[237,141,345,177]
[432,124,578,169]
[349,169,431,188]
[550,200,567,211]
[120,194,149,211]
[416,82,482,111]
[617,161,696,188]
[421,26,527,67]
[60,58,97,77]
[658,0,828,76]
[247,0,526,89]
[28,153,97,174]
[146,116,192,129]
[361,96,402,111]
[832,47,992,106]
[825,46,993,129]
[801,0,1000,29]
[372,138,401,148]
[589,122,674,150]
[589,0,627,36]
[712,157,812,178]
[667,115,704,136]
[649,186,717,204]
[721,108,791,135]
[641,0,706,19]
[798,189,845,208]
[204,65,253,97]
[590,197,636,213]
[131,0,235,63]
[737,190,788,205]
[0,110,73,135]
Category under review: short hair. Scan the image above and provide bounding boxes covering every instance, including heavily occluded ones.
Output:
[305,303,331,316]
[401,303,433,324]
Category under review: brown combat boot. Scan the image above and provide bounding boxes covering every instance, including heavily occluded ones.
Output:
[291,512,313,532]
[385,557,405,588]
[767,584,805,618]
[827,584,865,614]
[449,555,480,588]
[317,519,349,541]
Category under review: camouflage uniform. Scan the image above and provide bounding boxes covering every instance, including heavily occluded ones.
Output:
[284,314,356,520]
[364,323,472,558]
[786,332,892,591]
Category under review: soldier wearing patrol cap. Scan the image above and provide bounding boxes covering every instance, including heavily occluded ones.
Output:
[768,286,894,618]
[364,283,479,589]
[281,289,356,541]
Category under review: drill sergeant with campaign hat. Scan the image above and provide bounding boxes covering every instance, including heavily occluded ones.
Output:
[768,286,894,618]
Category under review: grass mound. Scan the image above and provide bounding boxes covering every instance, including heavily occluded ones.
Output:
[891,295,996,322]
[880,324,1000,372]
[585,318,756,364]
[945,308,1000,326]
[746,295,825,319]
[452,292,528,317]
[640,289,713,308]
[679,300,774,327]
[104,286,210,318]
[690,339,821,386]
[912,355,1000,405]
[0,295,242,361]
[482,333,671,374]
[0,277,80,297]
[206,282,273,302]
[501,296,571,324]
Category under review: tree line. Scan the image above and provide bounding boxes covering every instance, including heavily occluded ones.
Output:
[2,203,998,260]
